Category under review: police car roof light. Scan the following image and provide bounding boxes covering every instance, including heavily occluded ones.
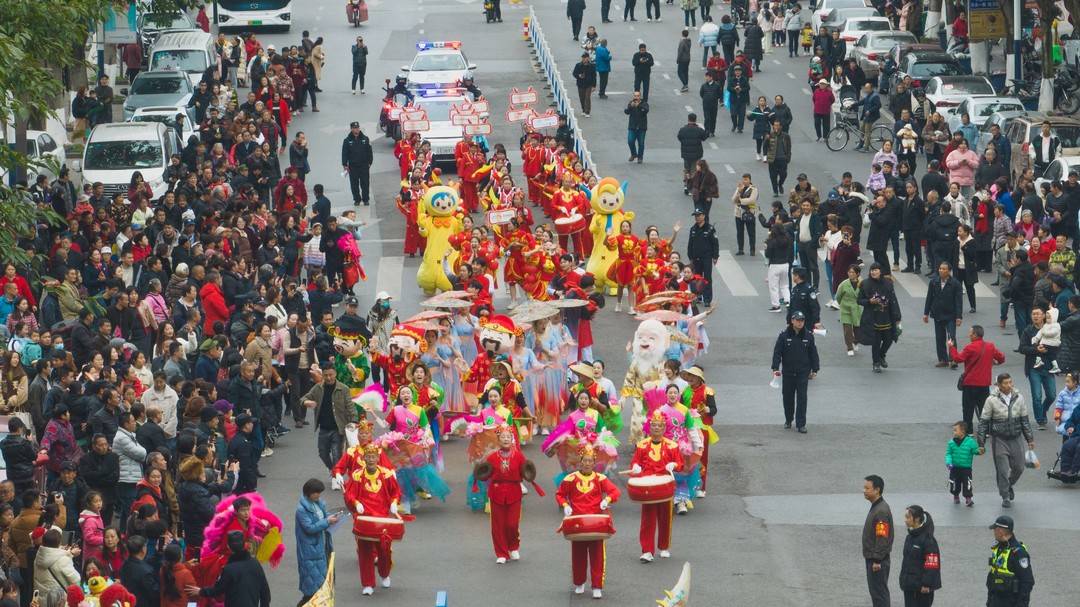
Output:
[416,40,461,51]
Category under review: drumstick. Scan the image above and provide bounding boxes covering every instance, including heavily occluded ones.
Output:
[617,469,634,476]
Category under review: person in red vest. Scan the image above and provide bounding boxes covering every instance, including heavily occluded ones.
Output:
[630,411,683,563]
[344,444,403,596]
[473,425,543,563]
[555,444,620,599]
[680,366,717,496]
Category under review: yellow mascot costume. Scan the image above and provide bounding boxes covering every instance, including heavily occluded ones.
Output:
[416,184,463,295]
[585,177,634,295]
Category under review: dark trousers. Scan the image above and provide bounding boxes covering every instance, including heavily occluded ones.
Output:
[948,466,973,498]
[693,197,713,219]
[683,9,696,26]
[872,249,891,273]
[317,428,343,471]
[634,74,650,101]
[788,32,800,56]
[865,557,891,607]
[702,101,718,135]
[957,269,976,310]
[677,60,690,87]
[797,246,820,288]
[870,328,894,365]
[624,0,637,20]
[115,482,137,526]
[691,257,713,304]
[813,113,830,139]
[307,84,318,110]
[700,2,711,18]
[730,100,746,131]
[598,71,609,96]
[1013,301,1031,335]
[570,13,583,38]
[646,0,660,18]
[722,42,735,64]
[933,319,956,363]
[577,86,593,114]
[768,159,788,194]
[348,163,370,203]
[627,128,646,159]
[735,216,756,252]
[781,371,809,428]
[961,385,990,435]
[903,589,934,606]
[904,230,922,269]
[601,0,611,20]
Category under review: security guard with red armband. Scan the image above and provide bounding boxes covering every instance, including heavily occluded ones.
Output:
[987,515,1034,607]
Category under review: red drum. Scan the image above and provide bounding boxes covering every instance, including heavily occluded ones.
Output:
[554,214,586,235]
[557,514,615,541]
[627,475,676,504]
[353,515,406,542]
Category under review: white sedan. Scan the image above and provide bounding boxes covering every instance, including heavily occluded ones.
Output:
[923,75,994,113]
[838,16,893,43]
[945,96,1026,131]
[0,130,66,183]
[402,41,476,91]
[1034,153,1080,191]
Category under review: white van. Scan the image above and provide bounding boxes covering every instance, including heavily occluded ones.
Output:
[80,123,177,200]
[149,30,215,87]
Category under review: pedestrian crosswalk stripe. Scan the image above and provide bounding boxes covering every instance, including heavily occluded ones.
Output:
[891,271,999,299]
[376,256,405,301]
[715,250,759,296]
[974,281,997,299]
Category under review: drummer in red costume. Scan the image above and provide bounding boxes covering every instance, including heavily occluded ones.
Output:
[630,411,683,563]
[472,425,544,563]
[345,444,403,596]
[680,366,717,497]
[555,444,620,599]
[550,173,588,256]
[332,419,395,488]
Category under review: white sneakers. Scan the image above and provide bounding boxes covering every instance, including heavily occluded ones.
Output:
[352,90,357,95]
[676,502,689,515]
[847,350,855,357]
[615,302,622,312]
[659,550,671,558]
[640,552,654,563]
[496,557,507,564]
[694,489,706,498]
[381,577,391,588]
[362,587,374,596]
[510,550,521,561]
[827,300,840,310]
[575,585,586,595]
[593,588,603,599]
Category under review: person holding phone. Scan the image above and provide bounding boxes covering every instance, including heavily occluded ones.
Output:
[295,478,340,604]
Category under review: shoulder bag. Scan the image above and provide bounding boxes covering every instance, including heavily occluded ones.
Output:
[956,342,986,391]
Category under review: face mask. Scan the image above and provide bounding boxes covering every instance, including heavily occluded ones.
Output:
[380,301,390,309]
[54,344,64,351]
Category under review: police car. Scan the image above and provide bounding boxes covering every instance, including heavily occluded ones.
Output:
[402,41,476,90]
[412,89,489,166]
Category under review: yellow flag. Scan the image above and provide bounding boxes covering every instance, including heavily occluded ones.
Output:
[254,527,282,564]
[302,553,336,607]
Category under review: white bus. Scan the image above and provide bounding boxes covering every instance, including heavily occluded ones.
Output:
[215,0,292,30]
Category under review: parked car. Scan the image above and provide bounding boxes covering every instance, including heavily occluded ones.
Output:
[975,110,1029,157]
[812,0,874,33]
[1003,114,1080,181]
[129,105,199,144]
[922,75,994,112]
[849,30,917,81]
[136,11,196,60]
[0,130,65,184]
[888,45,966,91]
[1034,152,1080,191]
[944,96,1025,130]
[79,122,179,200]
[838,16,893,43]
[121,71,193,120]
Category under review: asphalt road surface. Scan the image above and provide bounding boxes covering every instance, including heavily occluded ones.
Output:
[244,0,1076,604]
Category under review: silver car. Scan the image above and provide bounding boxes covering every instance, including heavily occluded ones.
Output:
[403,41,476,91]
[975,110,1029,158]
[121,71,193,120]
[849,31,917,80]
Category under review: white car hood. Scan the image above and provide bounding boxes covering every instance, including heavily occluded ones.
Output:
[408,71,463,87]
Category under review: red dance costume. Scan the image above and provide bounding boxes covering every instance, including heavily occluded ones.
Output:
[396,188,426,256]
[345,466,402,589]
[457,151,483,213]
[501,228,536,287]
[394,139,415,180]
[371,353,411,397]
[555,471,621,590]
[332,443,395,479]
[630,437,683,555]
[606,234,641,287]
[522,143,545,204]
[682,384,716,491]
[550,186,588,256]
[485,447,527,559]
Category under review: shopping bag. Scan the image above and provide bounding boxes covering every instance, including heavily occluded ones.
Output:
[723,88,730,108]
[1025,449,1041,469]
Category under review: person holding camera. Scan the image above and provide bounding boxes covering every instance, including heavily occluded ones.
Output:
[625,91,649,163]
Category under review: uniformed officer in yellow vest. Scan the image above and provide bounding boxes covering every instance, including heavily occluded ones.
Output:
[987,515,1034,607]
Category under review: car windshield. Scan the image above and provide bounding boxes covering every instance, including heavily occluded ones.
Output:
[1028,125,1080,148]
[130,76,188,95]
[411,53,467,72]
[132,113,185,131]
[910,61,961,78]
[139,13,191,30]
[151,49,207,73]
[850,20,891,31]
[417,100,457,121]
[938,80,994,95]
[973,101,1024,117]
[84,140,163,170]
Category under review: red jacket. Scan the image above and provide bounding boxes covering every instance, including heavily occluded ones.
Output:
[274,176,308,207]
[345,466,402,521]
[811,88,835,116]
[630,437,684,476]
[949,338,1005,387]
[485,447,527,505]
[199,282,230,335]
[555,471,620,515]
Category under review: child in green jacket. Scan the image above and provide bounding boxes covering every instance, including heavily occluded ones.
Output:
[945,420,980,506]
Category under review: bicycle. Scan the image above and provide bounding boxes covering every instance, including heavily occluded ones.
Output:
[825,100,892,152]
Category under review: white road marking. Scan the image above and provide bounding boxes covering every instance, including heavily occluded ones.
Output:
[715,251,759,296]
[786,72,795,79]
[709,142,718,149]
[974,280,997,299]
[724,163,735,173]
[890,271,927,298]
[772,59,781,65]
[419,29,425,34]
[802,89,811,95]
[376,256,405,301]
[662,73,671,80]
[637,38,644,44]
[684,105,694,112]
[629,25,636,31]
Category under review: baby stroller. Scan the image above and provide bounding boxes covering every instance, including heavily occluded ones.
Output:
[1046,451,1080,483]
[833,85,859,129]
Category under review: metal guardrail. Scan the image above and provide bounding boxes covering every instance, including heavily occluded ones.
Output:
[526,7,597,172]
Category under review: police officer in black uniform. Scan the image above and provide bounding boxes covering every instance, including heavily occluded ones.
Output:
[341,121,374,206]
[987,515,1034,607]
[771,311,819,433]
[687,208,720,306]
[786,267,820,328]
[461,75,484,101]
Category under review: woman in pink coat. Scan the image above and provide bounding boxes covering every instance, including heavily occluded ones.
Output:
[945,139,979,198]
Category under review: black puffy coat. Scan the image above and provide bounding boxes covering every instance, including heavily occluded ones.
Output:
[866,205,893,252]
[899,513,942,592]
[0,434,36,490]
[177,479,221,548]
[1059,313,1080,372]
[743,25,765,59]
